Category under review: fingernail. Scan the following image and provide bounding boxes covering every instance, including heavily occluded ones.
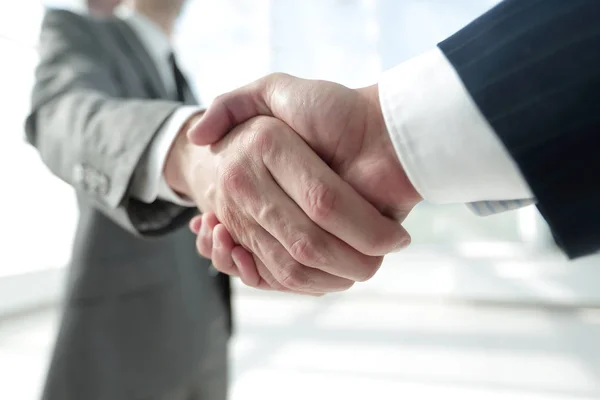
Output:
[189,117,202,132]
[393,237,411,252]
[199,220,209,237]
[186,118,203,141]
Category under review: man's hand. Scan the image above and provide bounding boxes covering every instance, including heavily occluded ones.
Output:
[186,74,423,286]
[165,115,410,294]
[188,73,421,221]
[86,0,122,16]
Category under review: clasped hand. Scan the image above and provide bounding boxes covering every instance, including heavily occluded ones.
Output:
[169,73,423,295]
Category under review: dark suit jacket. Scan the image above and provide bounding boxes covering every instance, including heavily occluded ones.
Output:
[25,9,230,399]
[438,0,600,259]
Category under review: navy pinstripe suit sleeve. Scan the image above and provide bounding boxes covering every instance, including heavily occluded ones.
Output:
[437,0,600,259]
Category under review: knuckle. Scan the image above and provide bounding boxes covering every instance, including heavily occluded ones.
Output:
[305,182,337,221]
[278,264,312,290]
[212,92,232,108]
[246,119,278,153]
[265,72,287,83]
[217,205,245,244]
[256,202,280,225]
[219,164,250,195]
[288,234,325,267]
[218,204,236,226]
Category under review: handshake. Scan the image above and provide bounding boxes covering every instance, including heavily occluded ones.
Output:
[164,73,423,295]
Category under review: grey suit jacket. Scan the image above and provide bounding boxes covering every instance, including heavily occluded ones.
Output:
[25,9,230,399]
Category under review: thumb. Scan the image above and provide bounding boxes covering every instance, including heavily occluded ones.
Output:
[187,78,275,146]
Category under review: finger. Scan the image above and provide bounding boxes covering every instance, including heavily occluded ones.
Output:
[189,214,203,234]
[187,79,273,146]
[196,226,213,260]
[195,213,220,259]
[248,255,326,296]
[211,118,365,288]
[211,224,241,278]
[229,245,325,296]
[233,216,354,293]
[209,221,325,294]
[230,244,261,287]
[216,118,388,282]
[195,230,211,259]
[187,73,304,146]
[258,119,410,258]
[210,223,266,289]
[248,254,287,291]
[223,131,380,282]
[191,84,411,257]
[207,216,289,292]
[253,177,385,282]
[198,212,219,254]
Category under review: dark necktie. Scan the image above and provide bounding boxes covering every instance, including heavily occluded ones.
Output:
[170,53,229,326]
[168,52,189,103]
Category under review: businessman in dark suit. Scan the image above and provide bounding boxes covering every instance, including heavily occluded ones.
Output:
[187,0,600,289]
[26,1,405,398]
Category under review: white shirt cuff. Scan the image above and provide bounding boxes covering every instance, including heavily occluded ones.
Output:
[130,106,202,206]
[378,47,534,204]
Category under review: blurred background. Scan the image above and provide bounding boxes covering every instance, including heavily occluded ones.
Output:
[1,0,599,399]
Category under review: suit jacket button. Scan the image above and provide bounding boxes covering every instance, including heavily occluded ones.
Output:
[72,164,85,185]
[96,175,110,196]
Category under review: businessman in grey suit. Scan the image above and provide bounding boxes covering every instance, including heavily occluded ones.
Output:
[26,1,404,398]
[26,1,232,399]
[26,1,237,400]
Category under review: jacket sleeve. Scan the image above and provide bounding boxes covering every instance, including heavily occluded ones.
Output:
[438,0,600,258]
[25,9,196,237]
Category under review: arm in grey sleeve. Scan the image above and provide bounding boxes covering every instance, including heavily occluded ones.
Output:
[25,9,195,236]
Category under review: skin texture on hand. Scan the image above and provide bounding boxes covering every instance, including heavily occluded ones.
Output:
[188,74,421,220]
[186,74,423,291]
[165,115,411,294]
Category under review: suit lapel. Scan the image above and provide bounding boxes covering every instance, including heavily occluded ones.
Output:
[110,19,170,100]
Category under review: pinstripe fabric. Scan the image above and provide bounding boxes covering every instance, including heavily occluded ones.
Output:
[439,0,600,258]
[466,199,536,217]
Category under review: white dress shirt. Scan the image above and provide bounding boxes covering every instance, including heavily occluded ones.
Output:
[117,7,200,206]
[378,47,536,215]
[123,9,534,214]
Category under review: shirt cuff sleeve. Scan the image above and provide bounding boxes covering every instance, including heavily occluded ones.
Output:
[378,47,534,204]
[130,106,202,207]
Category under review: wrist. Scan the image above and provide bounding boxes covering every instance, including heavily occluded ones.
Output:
[357,84,423,215]
[164,112,203,199]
